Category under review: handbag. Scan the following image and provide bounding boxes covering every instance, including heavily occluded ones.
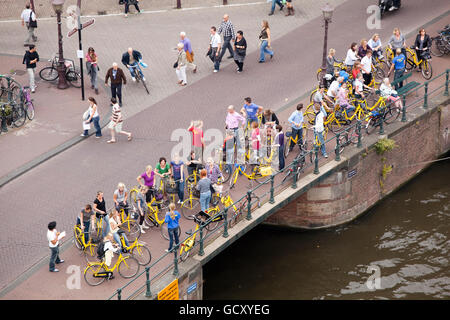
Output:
[28,12,37,28]
[173,61,178,69]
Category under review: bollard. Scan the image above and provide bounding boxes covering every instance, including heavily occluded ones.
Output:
[198,225,204,256]
[269,174,275,204]
[145,267,151,297]
[401,95,407,122]
[291,158,298,189]
[335,132,341,162]
[117,288,122,300]
[378,114,384,135]
[357,120,362,148]
[222,207,229,238]
[313,144,320,175]
[445,69,449,96]
[176,0,181,9]
[223,0,228,5]
[246,191,252,220]
[172,243,179,276]
[423,82,428,109]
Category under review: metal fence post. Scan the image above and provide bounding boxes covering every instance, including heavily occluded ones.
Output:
[401,95,407,122]
[378,114,384,135]
[117,288,122,300]
[313,144,320,174]
[198,225,204,256]
[445,69,449,96]
[357,120,362,148]
[423,82,428,109]
[269,174,275,204]
[246,191,252,220]
[222,207,229,238]
[291,158,298,189]
[172,243,179,276]
[176,0,181,9]
[335,132,341,161]
[145,267,151,297]
[223,0,228,5]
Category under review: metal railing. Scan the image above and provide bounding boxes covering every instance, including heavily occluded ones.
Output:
[108,68,449,300]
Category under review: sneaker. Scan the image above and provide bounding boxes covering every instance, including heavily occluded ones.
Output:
[177,200,182,204]
[213,70,218,73]
[142,77,146,82]
[132,77,136,82]
[50,269,59,272]
[143,224,149,229]
[389,6,397,11]
[80,133,88,137]
[268,12,274,16]
[140,228,146,234]
[165,249,170,253]
[56,259,65,264]
[324,154,328,158]
[95,136,102,139]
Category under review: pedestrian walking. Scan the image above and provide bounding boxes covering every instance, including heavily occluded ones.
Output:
[388,48,406,90]
[218,14,236,61]
[81,97,102,138]
[285,0,295,16]
[175,43,188,86]
[105,63,127,106]
[188,120,204,162]
[207,26,222,73]
[107,97,132,143]
[196,169,212,212]
[259,20,274,63]
[170,155,185,204]
[85,47,99,95]
[47,221,65,272]
[123,0,141,18]
[180,32,197,73]
[21,3,37,46]
[268,0,284,16]
[22,45,39,93]
[233,30,247,73]
[165,203,181,252]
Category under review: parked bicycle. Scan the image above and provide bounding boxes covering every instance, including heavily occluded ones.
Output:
[39,54,82,88]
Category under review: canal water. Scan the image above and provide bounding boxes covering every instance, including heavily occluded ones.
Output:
[203,158,450,299]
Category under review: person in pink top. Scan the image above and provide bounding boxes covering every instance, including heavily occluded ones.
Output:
[250,121,260,165]
[86,47,99,94]
[188,120,204,162]
[136,165,155,202]
[225,105,246,151]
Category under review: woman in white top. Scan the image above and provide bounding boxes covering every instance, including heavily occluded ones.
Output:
[109,209,130,251]
[368,34,383,59]
[344,42,359,69]
[313,107,327,158]
[380,78,403,110]
[82,97,102,138]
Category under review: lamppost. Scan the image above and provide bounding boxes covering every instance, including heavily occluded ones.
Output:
[51,0,69,89]
[320,3,334,87]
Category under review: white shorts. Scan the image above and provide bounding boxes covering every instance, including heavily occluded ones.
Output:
[108,121,123,132]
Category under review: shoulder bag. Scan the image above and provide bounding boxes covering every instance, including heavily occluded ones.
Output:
[29,12,37,28]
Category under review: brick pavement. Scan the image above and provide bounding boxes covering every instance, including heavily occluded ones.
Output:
[0,0,449,299]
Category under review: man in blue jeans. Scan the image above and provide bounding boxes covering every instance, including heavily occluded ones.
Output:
[388,48,406,90]
[47,221,65,272]
[287,103,304,152]
[240,97,263,129]
[121,47,145,82]
[170,155,185,204]
[268,0,284,16]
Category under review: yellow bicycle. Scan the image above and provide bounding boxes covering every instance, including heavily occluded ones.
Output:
[229,162,272,189]
[83,251,140,286]
[73,223,98,263]
[405,46,433,80]
[119,234,151,266]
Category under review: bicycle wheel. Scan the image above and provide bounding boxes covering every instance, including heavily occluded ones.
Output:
[383,106,400,124]
[144,209,159,228]
[84,244,99,263]
[304,103,316,124]
[421,60,432,80]
[12,105,26,127]
[348,126,361,145]
[181,198,200,220]
[118,256,140,278]
[161,224,181,241]
[66,70,82,88]
[25,101,35,120]
[365,118,378,135]
[316,69,323,82]
[180,243,191,261]
[141,79,150,95]
[84,264,107,286]
[39,67,59,81]
[221,165,232,184]
[129,189,138,205]
[73,227,83,250]
[120,220,141,242]
[405,50,415,71]
[240,194,261,213]
[205,210,222,232]
[336,132,348,155]
[430,37,445,57]
[131,244,152,266]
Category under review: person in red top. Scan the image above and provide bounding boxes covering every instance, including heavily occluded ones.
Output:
[250,121,260,169]
[352,60,362,81]
[188,120,204,162]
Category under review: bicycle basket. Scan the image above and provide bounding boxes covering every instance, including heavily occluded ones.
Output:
[259,166,272,176]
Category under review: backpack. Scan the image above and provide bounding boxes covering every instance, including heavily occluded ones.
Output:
[97,242,105,260]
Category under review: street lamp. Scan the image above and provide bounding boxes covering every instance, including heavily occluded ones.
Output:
[320,3,334,87]
[51,0,69,89]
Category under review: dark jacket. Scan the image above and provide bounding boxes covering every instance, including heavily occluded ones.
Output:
[23,50,39,69]
[121,50,142,67]
[105,67,127,85]
[261,113,280,126]
[414,34,431,51]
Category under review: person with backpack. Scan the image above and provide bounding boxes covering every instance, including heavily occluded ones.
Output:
[165,203,181,253]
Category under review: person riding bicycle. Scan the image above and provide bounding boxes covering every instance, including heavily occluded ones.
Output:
[136,186,150,234]
[121,47,146,82]
[414,28,432,69]
[113,182,129,216]
[240,97,263,130]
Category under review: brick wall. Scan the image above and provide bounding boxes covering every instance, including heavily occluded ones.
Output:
[266,102,449,229]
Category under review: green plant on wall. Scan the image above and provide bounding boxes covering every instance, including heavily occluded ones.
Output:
[375,138,397,193]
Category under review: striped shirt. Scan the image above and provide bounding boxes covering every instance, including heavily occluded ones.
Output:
[111,104,123,123]
[218,20,236,39]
